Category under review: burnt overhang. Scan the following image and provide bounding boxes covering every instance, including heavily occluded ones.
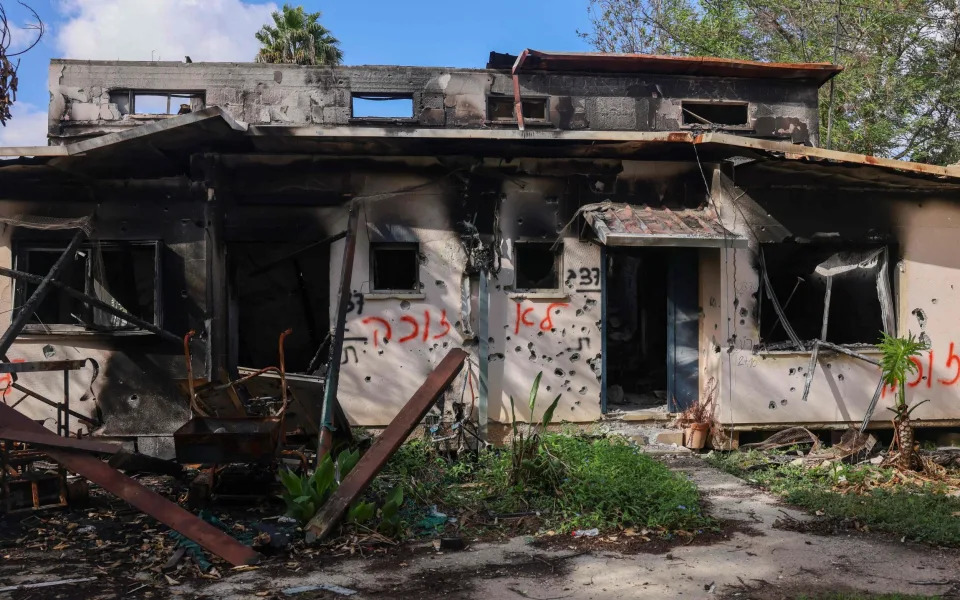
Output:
[509,49,843,87]
[583,202,747,248]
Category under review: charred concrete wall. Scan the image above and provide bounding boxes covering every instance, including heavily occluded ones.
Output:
[49,60,822,145]
[707,170,960,430]
[0,195,209,454]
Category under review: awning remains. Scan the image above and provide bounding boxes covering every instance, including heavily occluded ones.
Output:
[583,202,747,248]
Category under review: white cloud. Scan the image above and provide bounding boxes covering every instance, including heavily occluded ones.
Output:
[55,0,277,62]
[0,103,49,148]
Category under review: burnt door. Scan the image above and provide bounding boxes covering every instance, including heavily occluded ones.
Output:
[666,249,699,412]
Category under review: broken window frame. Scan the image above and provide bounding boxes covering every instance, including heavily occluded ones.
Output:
[349,93,416,122]
[369,242,420,293]
[12,240,163,335]
[512,240,563,292]
[680,100,751,129]
[108,90,205,116]
[487,96,549,123]
[756,244,895,354]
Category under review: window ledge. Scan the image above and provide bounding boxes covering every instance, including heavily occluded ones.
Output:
[365,292,426,300]
[754,346,881,357]
[508,291,569,300]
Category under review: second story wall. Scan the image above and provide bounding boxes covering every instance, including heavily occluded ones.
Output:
[49,59,822,145]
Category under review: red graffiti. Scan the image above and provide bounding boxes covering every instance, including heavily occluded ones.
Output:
[540,302,570,331]
[882,344,960,397]
[515,304,535,335]
[0,358,25,399]
[362,317,392,348]
[433,310,451,339]
[398,315,420,343]
[363,309,454,347]
[940,343,960,385]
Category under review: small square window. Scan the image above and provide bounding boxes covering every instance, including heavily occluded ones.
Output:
[488,97,548,122]
[371,243,419,292]
[351,93,414,119]
[681,101,749,127]
[514,242,560,290]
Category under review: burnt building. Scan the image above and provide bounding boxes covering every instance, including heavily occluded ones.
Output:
[1,50,958,453]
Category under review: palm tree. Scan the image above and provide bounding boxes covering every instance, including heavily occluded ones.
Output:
[878,332,929,469]
[255,4,343,66]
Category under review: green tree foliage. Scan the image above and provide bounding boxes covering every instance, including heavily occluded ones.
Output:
[581,0,960,164]
[255,4,343,66]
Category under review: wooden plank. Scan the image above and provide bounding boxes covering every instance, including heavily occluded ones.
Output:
[306,348,467,542]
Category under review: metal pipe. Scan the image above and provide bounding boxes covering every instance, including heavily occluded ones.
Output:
[510,49,530,132]
[317,202,360,463]
[0,231,85,358]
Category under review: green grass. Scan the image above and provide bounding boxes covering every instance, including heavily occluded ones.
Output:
[373,434,712,538]
[709,450,960,547]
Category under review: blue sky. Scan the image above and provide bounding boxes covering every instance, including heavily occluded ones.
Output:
[1,0,593,146]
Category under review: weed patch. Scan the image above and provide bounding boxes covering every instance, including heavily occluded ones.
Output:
[374,434,712,541]
[709,450,960,546]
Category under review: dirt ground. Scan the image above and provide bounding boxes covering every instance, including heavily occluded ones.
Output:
[2,455,960,599]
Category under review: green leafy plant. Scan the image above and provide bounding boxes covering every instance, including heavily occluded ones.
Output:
[508,372,564,488]
[378,487,404,536]
[878,332,930,469]
[279,455,337,524]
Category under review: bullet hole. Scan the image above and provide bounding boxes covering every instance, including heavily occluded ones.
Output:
[515,346,522,352]
[739,319,745,325]
[383,338,390,345]
[576,309,584,316]
[529,352,537,361]
[442,341,449,348]
[790,386,795,392]
[797,367,803,372]
[362,350,367,354]
[563,380,570,386]
[920,332,932,346]
[546,356,553,363]
[506,336,511,341]
[488,337,494,343]
[42,345,55,358]
[739,307,748,317]
[400,300,411,310]
[488,353,504,361]
[932,298,938,304]
[435,280,446,288]
[714,346,721,353]
[378,349,384,355]
[714,324,718,330]
[569,353,581,361]
[579,386,587,394]
[554,368,565,377]
[585,298,597,307]
[546,385,552,391]
[574,400,581,405]
[826,363,832,369]
[581,327,587,333]
[838,373,844,381]
[780,398,788,406]
[517,218,524,225]
[789,368,796,375]
[556,352,564,357]
[528,342,534,349]
[454,321,461,329]
[768,400,776,409]
[551,328,556,333]
[912,308,927,328]
[364,376,371,382]
[733,298,740,307]
[569,370,576,377]
[566,387,573,392]
[181,289,189,299]
[537,331,544,337]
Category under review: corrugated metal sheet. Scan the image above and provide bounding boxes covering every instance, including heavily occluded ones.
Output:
[583,202,747,248]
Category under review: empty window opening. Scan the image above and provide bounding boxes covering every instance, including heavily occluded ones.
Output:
[681,102,749,126]
[351,94,414,119]
[514,242,560,290]
[15,241,161,333]
[109,90,204,115]
[759,244,893,349]
[488,96,547,121]
[371,243,419,292]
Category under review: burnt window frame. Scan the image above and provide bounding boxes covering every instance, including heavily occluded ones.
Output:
[369,242,421,293]
[512,240,562,292]
[756,243,896,352]
[680,100,751,129]
[349,92,417,123]
[109,90,206,116]
[487,96,549,124]
[12,240,163,336]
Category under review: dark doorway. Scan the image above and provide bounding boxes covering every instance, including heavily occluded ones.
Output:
[228,242,330,373]
[604,247,699,413]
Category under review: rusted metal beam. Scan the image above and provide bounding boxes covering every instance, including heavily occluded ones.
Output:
[317,201,360,463]
[0,403,260,566]
[0,266,181,345]
[0,231,85,358]
[0,427,119,455]
[9,382,97,427]
[306,348,468,542]
[0,360,89,374]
